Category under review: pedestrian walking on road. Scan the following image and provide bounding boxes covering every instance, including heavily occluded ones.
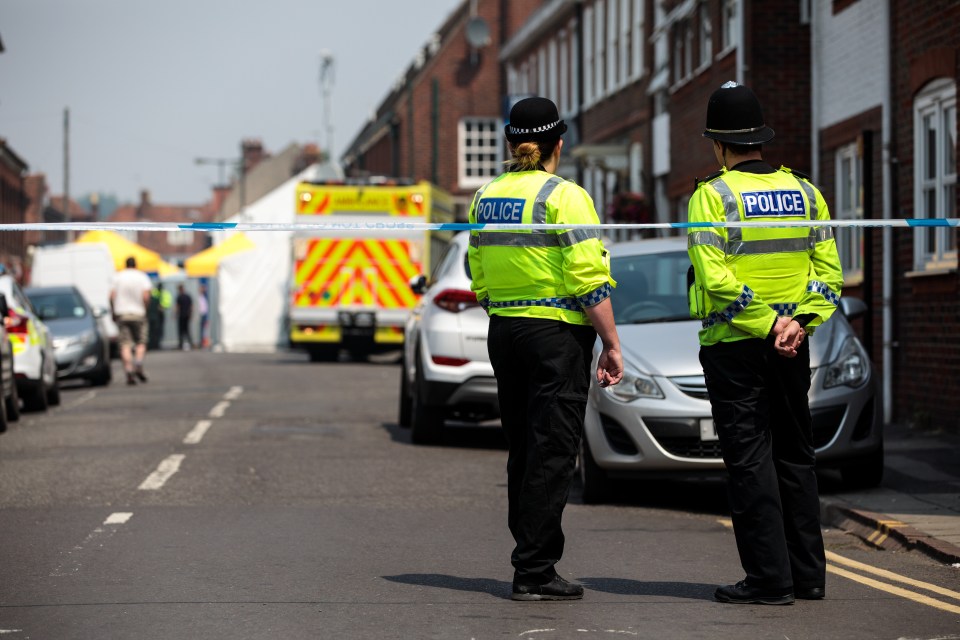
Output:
[111,256,152,385]
[468,96,623,602]
[197,284,210,349]
[687,82,844,605]
[176,284,194,351]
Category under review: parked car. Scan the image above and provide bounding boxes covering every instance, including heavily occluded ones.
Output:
[398,231,498,444]
[579,237,883,503]
[0,293,20,432]
[0,272,60,412]
[25,285,112,387]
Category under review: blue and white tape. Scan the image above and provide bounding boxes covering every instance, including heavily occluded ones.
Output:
[0,219,956,232]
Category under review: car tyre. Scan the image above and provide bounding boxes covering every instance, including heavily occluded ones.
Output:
[5,377,20,423]
[47,377,61,407]
[410,356,444,445]
[307,345,339,362]
[398,353,412,428]
[580,434,612,504]
[0,381,8,433]
[22,379,48,413]
[90,361,112,387]
[840,444,884,490]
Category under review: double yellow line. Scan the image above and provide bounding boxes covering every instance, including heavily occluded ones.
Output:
[717,518,960,614]
[826,550,960,615]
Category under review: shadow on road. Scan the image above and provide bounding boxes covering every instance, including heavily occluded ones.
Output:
[579,577,717,601]
[382,574,511,599]
[382,421,508,451]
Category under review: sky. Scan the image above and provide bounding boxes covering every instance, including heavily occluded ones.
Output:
[1,0,462,206]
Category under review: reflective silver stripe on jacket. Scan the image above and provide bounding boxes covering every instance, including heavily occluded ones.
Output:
[726,236,815,255]
[701,284,755,328]
[531,176,565,226]
[793,174,834,243]
[712,179,742,244]
[688,231,725,252]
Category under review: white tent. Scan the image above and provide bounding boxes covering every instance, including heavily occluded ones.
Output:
[215,162,343,352]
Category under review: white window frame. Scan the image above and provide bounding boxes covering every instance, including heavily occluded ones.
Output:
[458,117,503,190]
[538,45,547,95]
[698,1,712,69]
[548,39,558,104]
[571,17,581,111]
[835,142,864,277]
[721,0,738,54]
[595,0,606,99]
[607,0,619,91]
[913,78,958,270]
[619,0,631,87]
[166,229,194,247]
[631,0,645,80]
[584,6,595,106]
[559,34,569,115]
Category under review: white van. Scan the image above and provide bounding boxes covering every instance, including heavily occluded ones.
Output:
[30,243,119,354]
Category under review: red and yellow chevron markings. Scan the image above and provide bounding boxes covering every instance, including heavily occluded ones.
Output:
[292,238,421,309]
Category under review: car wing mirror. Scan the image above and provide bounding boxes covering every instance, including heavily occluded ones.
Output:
[92,305,107,319]
[839,296,867,320]
[409,274,428,295]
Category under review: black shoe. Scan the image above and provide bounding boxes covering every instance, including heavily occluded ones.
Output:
[796,586,825,600]
[715,580,794,605]
[512,575,584,601]
[135,368,148,383]
[126,372,137,386]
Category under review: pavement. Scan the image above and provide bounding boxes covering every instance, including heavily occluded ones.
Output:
[819,421,960,565]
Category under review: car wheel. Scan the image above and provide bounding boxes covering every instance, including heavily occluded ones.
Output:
[90,361,112,387]
[5,377,20,423]
[398,353,412,428]
[580,434,612,504]
[47,377,61,407]
[410,356,444,445]
[22,380,48,413]
[840,444,884,490]
[0,380,8,434]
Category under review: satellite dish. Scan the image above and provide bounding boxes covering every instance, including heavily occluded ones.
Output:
[466,16,491,48]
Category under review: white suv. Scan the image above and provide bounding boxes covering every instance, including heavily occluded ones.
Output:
[398,232,498,444]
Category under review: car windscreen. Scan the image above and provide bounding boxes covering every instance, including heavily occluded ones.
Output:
[610,250,692,324]
[27,291,88,321]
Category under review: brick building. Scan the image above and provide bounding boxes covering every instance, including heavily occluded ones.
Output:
[0,138,29,280]
[340,0,542,218]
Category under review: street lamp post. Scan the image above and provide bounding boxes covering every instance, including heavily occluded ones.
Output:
[319,50,335,162]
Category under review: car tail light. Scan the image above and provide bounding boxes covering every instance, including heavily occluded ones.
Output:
[433,289,479,313]
[431,355,470,366]
[5,309,29,335]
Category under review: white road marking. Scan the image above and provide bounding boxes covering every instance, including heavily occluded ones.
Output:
[209,401,230,418]
[51,512,133,576]
[0,631,24,635]
[103,512,133,525]
[183,420,212,445]
[138,454,185,490]
[224,386,243,401]
[66,390,97,409]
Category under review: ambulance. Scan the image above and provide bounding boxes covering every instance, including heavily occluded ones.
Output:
[290,179,454,361]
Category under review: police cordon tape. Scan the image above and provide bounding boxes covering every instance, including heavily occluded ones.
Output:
[0,219,957,233]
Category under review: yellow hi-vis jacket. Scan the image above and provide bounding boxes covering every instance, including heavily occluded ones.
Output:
[468,170,615,326]
[687,165,843,346]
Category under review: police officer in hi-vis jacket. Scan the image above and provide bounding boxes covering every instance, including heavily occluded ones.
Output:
[468,96,623,601]
[687,82,844,605]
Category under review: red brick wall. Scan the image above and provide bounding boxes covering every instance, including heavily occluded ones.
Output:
[890,0,960,429]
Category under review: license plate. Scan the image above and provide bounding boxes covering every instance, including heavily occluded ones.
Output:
[699,418,718,442]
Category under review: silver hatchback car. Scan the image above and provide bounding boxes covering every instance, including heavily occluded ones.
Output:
[580,237,882,503]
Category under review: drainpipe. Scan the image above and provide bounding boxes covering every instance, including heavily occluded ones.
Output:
[736,0,745,84]
[880,0,893,426]
[810,0,820,182]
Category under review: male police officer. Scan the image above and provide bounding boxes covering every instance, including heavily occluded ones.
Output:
[687,82,843,604]
[469,97,622,601]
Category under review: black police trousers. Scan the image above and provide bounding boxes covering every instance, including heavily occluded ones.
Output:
[487,315,597,584]
[700,337,826,591]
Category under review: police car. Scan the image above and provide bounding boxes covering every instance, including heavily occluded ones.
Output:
[0,272,60,412]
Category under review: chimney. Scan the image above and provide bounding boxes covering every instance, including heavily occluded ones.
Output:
[137,189,151,220]
[242,139,265,174]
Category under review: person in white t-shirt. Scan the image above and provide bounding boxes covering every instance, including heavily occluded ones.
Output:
[110,256,153,385]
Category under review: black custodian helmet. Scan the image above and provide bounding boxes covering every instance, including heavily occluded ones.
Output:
[703,81,775,145]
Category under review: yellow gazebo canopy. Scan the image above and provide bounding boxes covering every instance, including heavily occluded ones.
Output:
[76,230,181,277]
[184,232,256,277]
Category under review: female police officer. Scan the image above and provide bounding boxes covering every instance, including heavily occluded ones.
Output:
[468,96,623,601]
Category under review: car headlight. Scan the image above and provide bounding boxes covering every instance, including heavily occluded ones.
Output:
[57,331,96,349]
[603,369,665,402]
[823,336,869,389]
